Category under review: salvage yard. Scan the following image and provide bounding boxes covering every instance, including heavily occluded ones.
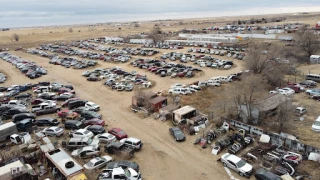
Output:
[0,49,245,180]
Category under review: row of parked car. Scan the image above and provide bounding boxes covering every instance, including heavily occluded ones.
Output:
[0,53,47,79]
[131,59,202,78]
[168,72,242,95]
[82,67,152,90]
[0,81,143,179]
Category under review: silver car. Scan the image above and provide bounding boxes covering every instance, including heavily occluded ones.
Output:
[41,126,64,136]
[220,153,253,177]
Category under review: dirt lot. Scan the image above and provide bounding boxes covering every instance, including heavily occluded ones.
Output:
[0,49,249,179]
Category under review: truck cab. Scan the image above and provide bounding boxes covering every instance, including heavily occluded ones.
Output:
[98,167,142,180]
[10,132,31,144]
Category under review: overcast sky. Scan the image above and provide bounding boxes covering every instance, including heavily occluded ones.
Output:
[1,0,320,28]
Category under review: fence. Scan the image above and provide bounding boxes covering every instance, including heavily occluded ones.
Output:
[228,119,320,154]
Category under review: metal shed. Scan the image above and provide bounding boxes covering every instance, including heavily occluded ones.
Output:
[310,55,320,64]
[148,96,167,112]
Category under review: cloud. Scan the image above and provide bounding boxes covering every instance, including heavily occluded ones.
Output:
[1,0,320,28]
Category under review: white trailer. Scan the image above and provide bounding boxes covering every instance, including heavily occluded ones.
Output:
[0,160,31,179]
[0,122,18,142]
[310,55,320,64]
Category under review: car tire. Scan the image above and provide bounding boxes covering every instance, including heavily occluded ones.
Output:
[239,172,244,177]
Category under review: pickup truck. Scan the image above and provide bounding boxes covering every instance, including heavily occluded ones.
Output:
[34,106,61,116]
[98,167,142,180]
[104,142,135,159]
[6,100,26,107]
[31,103,56,112]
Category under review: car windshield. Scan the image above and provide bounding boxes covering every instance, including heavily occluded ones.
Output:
[87,139,93,144]
[118,131,125,135]
[124,169,131,177]
[314,121,320,126]
[107,135,114,138]
[86,161,94,167]
[84,130,91,134]
[236,159,246,168]
[76,122,82,127]
[55,128,62,131]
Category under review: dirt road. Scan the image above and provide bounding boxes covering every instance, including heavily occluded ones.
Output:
[1,51,247,180]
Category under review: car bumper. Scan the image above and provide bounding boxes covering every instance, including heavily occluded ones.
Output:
[312,128,320,132]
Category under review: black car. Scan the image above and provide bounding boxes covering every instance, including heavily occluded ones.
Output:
[64,85,74,90]
[169,127,186,141]
[255,168,281,180]
[106,161,139,173]
[38,81,50,86]
[0,86,7,92]
[53,94,73,101]
[12,113,36,123]
[15,93,32,99]
[33,117,59,126]
[87,125,106,135]
[1,108,29,120]
[27,72,41,79]
[38,93,55,100]
[80,111,102,120]
[87,77,101,81]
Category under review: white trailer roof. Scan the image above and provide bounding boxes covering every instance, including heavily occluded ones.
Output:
[46,149,83,177]
[173,105,196,116]
[0,160,24,177]
[310,55,320,58]
[0,122,16,131]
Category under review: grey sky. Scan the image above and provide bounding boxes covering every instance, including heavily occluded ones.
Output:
[1,0,320,28]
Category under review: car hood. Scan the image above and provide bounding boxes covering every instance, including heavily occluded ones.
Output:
[239,163,252,173]
[175,133,185,139]
[71,150,79,156]
[312,124,320,130]
[91,139,100,145]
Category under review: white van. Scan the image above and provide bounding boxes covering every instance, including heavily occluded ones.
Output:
[33,86,50,93]
[207,79,221,86]
[197,60,206,64]
[168,88,192,95]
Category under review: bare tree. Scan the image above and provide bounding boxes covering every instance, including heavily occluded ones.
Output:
[149,26,163,44]
[225,74,267,124]
[12,33,19,42]
[68,27,73,33]
[277,98,293,133]
[295,27,320,58]
[244,43,274,73]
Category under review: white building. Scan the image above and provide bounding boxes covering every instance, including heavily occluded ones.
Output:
[310,55,320,64]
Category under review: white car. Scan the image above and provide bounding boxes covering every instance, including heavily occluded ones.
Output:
[84,156,114,170]
[71,146,100,158]
[71,129,94,138]
[85,102,100,111]
[37,92,56,98]
[120,137,143,150]
[94,133,116,143]
[171,84,185,89]
[220,153,253,177]
[312,116,320,132]
[42,126,64,136]
[282,88,295,95]
[189,85,201,91]
[168,88,192,95]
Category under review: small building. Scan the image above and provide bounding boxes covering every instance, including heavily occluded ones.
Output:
[172,105,197,125]
[0,160,32,179]
[159,104,181,115]
[129,39,154,44]
[310,55,320,64]
[148,96,167,112]
[132,92,157,107]
[238,94,288,124]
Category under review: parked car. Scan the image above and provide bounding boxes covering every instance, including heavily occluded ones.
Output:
[61,98,80,107]
[120,137,143,150]
[64,137,100,150]
[254,168,281,180]
[83,118,105,126]
[220,153,253,178]
[41,126,64,136]
[71,146,101,158]
[108,128,128,140]
[84,155,114,170]
[1,108,29,120]
[34,106,61,116]
[58,109,76,118]
[87,77,101,81]
[169,127,186,141]
[12,113,36,123]
[312,116,320,132]
[71,129,94,138]
[65,120,84,130]
[294,107,307,116]
[94,133,116,143]
[106,160,140,173]
[80,110,102,120]
[33,117,59,126]
[87,125,106,135]
[85,102,100,111]
[14,93,32,99]
[53,94,74,101]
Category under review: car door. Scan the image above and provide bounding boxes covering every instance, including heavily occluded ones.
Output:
[46,129,54,136]
[95,160,104,168]
[79,150,87,158]
[227,160,237,171]
[125,140,133,147]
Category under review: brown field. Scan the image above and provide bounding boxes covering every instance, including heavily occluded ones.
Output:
[1,12,320,180]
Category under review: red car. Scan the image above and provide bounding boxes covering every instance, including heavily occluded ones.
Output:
[61,98,80,108]
[31,98,45,105]
[83,118,105,126]
[58,87,76,95]
[0,96,10,104]
[57,109,75,118]
[108,128,128,140]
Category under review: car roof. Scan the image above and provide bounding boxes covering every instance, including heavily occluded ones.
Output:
[48,126,60,130]
[81,146,94,151]
[111,128,122,132]
[76,129,87,133]
[225,154,241,163]
[126,137,140,143]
